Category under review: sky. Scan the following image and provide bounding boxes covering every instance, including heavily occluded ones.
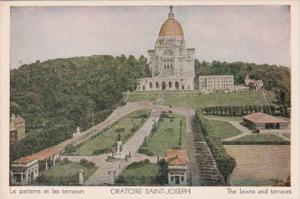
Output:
[11,5,290,68]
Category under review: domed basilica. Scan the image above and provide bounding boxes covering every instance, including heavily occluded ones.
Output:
[137,6,195,91]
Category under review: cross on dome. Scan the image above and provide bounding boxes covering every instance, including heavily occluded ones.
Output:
[168,5,174,19]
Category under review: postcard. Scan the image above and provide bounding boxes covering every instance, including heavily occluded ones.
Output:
[0,1,299,199]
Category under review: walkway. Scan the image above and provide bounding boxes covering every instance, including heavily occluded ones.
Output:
[57,101,153,149]
[65,109,161,185]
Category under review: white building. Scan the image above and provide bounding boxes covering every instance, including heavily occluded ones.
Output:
[245,74,263,90]
[10,146,64,185]
[166,149,188,186]
[10,159,39,185]
[199,75,234,93]
[137,6,195,91]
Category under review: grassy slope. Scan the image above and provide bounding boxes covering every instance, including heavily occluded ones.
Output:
[224,145,290,186]
[73,109,150,155]
[139,113,187,157]
[164,91,268,109]
[223,134,289,145]
[127,91,160,102]
[206,119,242,140]
[36,161,97,185]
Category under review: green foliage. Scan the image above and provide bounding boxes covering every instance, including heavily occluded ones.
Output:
[223,134,290,145]
[139,113,187,157]
[35,161,97,186]
[115,163,158,185]
[92,148,112,155]
[202,104,289,117]
[271,176,290,186]
[153,159,168,185]
[10,55,150,161]
[195,60,290,108]
[126,159,150,169]
[79,159,95,168]
[195,110,236,185]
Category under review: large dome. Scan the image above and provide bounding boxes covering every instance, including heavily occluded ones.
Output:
[158,6,184,37]
[159,19,184,37]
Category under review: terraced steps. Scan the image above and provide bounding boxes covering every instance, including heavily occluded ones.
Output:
[190,117,221,183]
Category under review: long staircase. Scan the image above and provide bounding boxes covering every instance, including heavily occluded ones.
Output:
[189,117,221,185]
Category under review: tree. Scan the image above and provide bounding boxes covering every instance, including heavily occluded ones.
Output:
[153,159,168,185]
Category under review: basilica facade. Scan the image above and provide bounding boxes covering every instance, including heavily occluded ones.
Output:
[137,7,195,91]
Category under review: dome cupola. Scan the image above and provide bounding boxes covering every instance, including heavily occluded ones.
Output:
[159,6,184,37]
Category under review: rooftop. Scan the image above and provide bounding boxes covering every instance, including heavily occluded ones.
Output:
[13,145,64,165]
[166,149,188,166]
[243,112,288,124]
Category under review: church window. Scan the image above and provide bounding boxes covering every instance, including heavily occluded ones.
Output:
[149,82,153,88]
[156,82,159,88]
[175,82,179,89]
[143,86,145,90]
[169,82,172,88]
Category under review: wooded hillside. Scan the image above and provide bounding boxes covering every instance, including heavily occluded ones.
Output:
[10,55,150,161]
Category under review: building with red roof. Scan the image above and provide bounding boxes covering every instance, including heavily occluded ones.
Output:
[242,112,289,130]
[166,149,189,185]
[10,145,64,185]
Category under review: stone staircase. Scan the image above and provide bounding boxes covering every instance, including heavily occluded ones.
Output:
[190,117,221,183]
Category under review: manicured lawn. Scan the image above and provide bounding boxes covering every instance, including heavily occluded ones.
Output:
[127,91,160,102]
[139,113,187,157]
[224,145,290,186]
[207,116,242,122]
[116,162,158,185]
[223,134,289,145]
[164,91,268,109]
[35,161,97,186]
[206,119,242,140]
[71,109,151,155]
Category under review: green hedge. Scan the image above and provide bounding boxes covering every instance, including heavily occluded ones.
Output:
[202,105,278,117]
[195,110,236,184]
[223,140,290,145]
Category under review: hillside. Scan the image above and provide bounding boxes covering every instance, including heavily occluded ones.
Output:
[10,55,150,161]
[10,57,291,161]
[195,60,291,107]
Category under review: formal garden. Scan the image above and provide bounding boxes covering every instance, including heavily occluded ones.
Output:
[65,109,151,156]
[35,158,97,186]
[138,112,187,157]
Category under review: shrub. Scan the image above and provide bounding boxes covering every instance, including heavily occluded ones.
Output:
[62,158,69,164]
[64,144,76,154]
[126,159,150,169]
[80,159,95,168]
[138,148,154,156]
[165,128,173,133]
[92,148,112,155]
[115,128,125,133]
